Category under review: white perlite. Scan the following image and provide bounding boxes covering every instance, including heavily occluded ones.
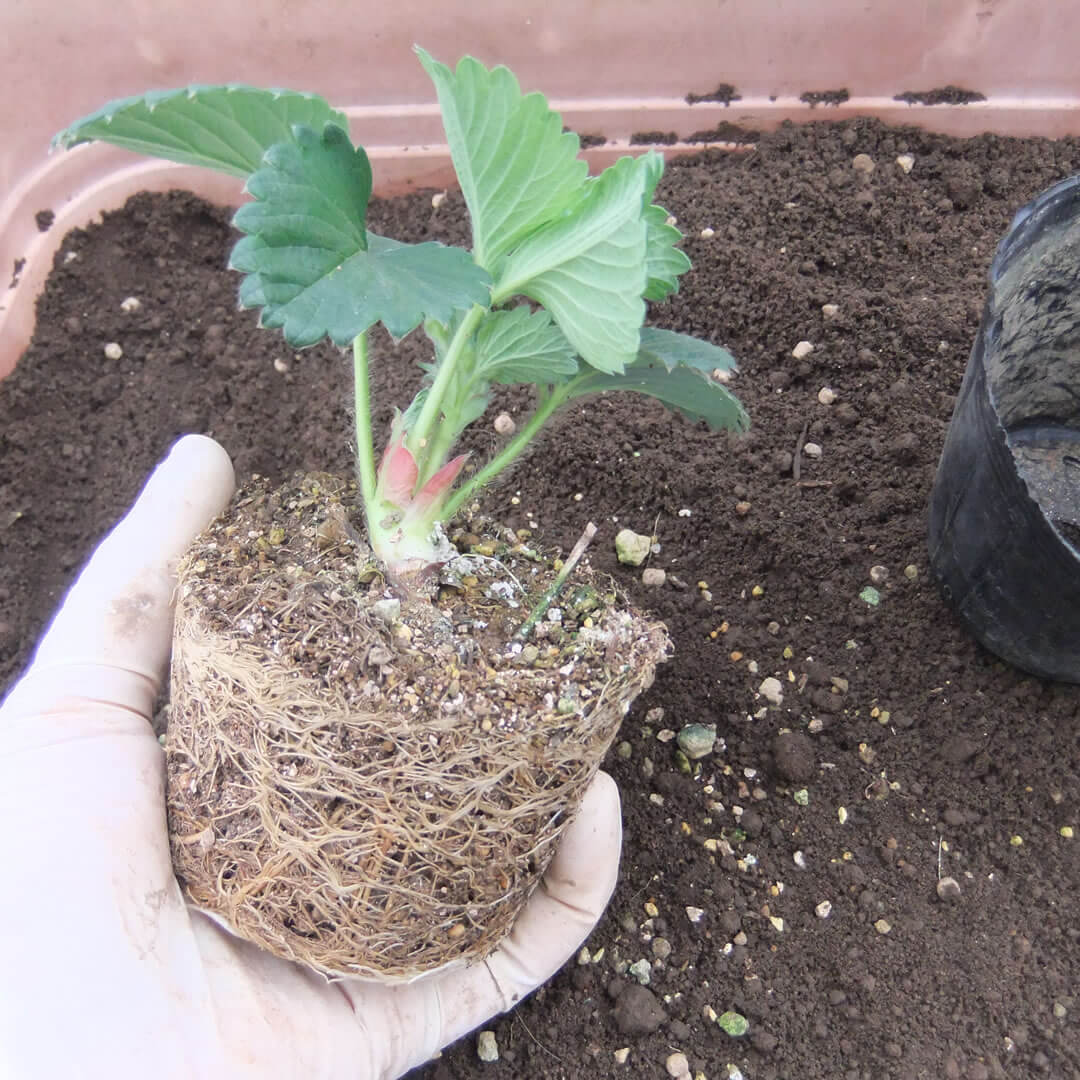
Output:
[103,342,123,360]
[615,528,652,566]
[896,153,915,174]
[759,677,783,705]
[822,302,839,318]
[666,1051,691,1078]
[476,1030,499,1062]
[818,386,837,405]
[792,340,814,359]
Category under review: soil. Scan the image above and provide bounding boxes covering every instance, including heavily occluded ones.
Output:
[3,116,1080,1078]
[894,88,988,107]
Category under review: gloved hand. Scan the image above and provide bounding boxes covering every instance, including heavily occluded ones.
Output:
[0,434,622,1080]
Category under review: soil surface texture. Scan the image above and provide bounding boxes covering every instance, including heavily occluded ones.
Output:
[4,117,1080,1079]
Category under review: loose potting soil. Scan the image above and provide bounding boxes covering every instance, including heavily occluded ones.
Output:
[3,117,1079,1078]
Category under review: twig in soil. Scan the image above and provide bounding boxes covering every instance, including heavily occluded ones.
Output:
[513,1013,566,1065]
[513,521,597,641]
[644,510,662,567]
[793,419,810,482]
[937,835,944,880]
[797,480,834,489]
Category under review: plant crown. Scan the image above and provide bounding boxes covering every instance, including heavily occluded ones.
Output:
[55,48,748,573]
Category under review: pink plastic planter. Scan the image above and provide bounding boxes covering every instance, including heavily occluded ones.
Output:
[4,0,1080,377]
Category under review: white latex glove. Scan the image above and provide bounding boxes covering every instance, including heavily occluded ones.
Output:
[0,434,622,1080]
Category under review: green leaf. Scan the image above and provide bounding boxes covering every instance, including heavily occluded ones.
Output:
[638,326,738,375]
[493,155,651,373]
[52,85,348,178]
[636,152,690,301]
[473,307,578,384]
[417,48,587,269]
[643,204,692,301]
[229,124,490,346]
[564,327,748,431]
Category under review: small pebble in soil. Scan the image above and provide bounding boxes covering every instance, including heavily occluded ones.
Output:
[792,340,814,359]
[852,153,875,174]
[802,441,822,458]
[818,386,837,404]
[936,876,962,902]
[758,677,783,705]
[371,598,401,625]
[273,357,289,374]
[677,723,717,759]
[822,302,839,318]
[874,918,892,935]
[103,342,123,360]
[119,296,141,313]
[613,1047,630,1065]
[642,568,666,587]
[493,411,516,435]
[615,528,652,566]
[666,1051,691,1078]
[685,906,705,923]
[904,564,919,580]
[869,564,889,585]
[718,1011,750,1036]
[735,500,751,516]
[476,1030,499,1062]
[699,227,715,239]
[816,900,833,918]
[896,153,915,173]
[431,191,446,208]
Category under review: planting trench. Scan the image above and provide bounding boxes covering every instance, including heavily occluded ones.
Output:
[2,117,1079,1079]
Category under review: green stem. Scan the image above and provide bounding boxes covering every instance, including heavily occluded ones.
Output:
[421,419,459,488]
[440,382,571,522]
[514,521,597,641]
[408,304,486,460]
[352,332,377,507]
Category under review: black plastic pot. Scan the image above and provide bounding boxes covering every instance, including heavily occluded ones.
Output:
[928,175,1080,682]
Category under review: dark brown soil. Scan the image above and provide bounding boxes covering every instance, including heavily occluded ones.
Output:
[894,87,988,107]
[4,117,1080,1079]
[686,83,742,107]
